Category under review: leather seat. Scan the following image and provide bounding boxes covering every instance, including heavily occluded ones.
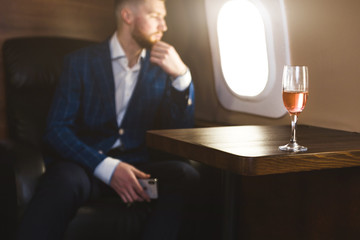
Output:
[1,37,150,240]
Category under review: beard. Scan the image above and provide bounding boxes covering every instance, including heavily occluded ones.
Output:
[132,26,162,49]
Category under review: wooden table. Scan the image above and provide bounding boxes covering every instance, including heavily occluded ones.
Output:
[146,125,360,239]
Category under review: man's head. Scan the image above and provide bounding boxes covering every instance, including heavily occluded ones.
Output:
[114,0,144,9]
[115,0,168,49]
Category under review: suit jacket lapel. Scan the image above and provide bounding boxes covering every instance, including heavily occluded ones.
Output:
[121,51,150,119]
[92,41,117,125]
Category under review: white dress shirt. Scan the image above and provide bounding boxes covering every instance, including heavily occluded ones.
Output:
[94,33,191,184]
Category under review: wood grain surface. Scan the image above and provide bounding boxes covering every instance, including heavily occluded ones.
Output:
[147,125,360,175]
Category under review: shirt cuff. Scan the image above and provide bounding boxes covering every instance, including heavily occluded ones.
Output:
[171,68,192,91]
[94,157,121,185]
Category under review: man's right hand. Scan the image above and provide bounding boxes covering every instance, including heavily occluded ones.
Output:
[110,162,151,203]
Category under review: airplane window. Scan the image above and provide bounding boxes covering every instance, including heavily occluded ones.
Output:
[205,0,290,118]
[217,0,268,97]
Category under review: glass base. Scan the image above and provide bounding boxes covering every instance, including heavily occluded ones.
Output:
[279,142,308,152]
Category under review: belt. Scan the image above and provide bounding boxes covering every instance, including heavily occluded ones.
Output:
[107,146,126,157]
[107,146,144,157]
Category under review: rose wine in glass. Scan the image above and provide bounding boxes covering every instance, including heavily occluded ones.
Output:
[279,65,309,152]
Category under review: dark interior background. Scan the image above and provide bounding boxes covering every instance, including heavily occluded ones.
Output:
[2,0,360,239]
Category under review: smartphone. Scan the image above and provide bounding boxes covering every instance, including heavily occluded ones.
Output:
[138,178,158,199]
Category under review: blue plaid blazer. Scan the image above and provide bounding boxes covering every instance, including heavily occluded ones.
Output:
[43,40,194,172]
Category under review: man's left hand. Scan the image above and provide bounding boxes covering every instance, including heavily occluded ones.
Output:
[150,41,187,78]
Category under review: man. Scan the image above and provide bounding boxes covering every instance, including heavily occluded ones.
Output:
[17,0,199,239]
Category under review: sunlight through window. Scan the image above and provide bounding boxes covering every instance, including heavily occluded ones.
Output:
[205,0,289,117]
[217,0,269,97]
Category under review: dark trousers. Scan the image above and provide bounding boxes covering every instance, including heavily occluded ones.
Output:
[16,159,200,240]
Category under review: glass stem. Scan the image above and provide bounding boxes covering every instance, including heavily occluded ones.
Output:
[290,114,298,144]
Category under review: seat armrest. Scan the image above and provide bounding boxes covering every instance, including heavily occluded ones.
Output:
[0,140,45,210]
[0,141,18,238]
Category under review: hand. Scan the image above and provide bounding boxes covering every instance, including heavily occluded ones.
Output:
[150,41,187,78]
[110,162,151,203]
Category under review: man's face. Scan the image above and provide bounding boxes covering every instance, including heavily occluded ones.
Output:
[131,0,168,49]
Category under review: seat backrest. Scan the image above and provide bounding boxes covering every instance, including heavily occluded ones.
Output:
[3,37,97,209]
[3,37,95,147]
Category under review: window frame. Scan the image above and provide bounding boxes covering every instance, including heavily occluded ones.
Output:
[205,0,290,118]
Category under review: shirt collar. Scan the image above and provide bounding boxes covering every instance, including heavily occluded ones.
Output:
[110,32,146,62]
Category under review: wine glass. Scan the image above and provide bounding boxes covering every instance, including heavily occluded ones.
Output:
[279,65,309,152]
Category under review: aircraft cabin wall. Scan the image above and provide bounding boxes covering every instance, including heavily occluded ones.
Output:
[1,0,360,141]
[173,0,360,133]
